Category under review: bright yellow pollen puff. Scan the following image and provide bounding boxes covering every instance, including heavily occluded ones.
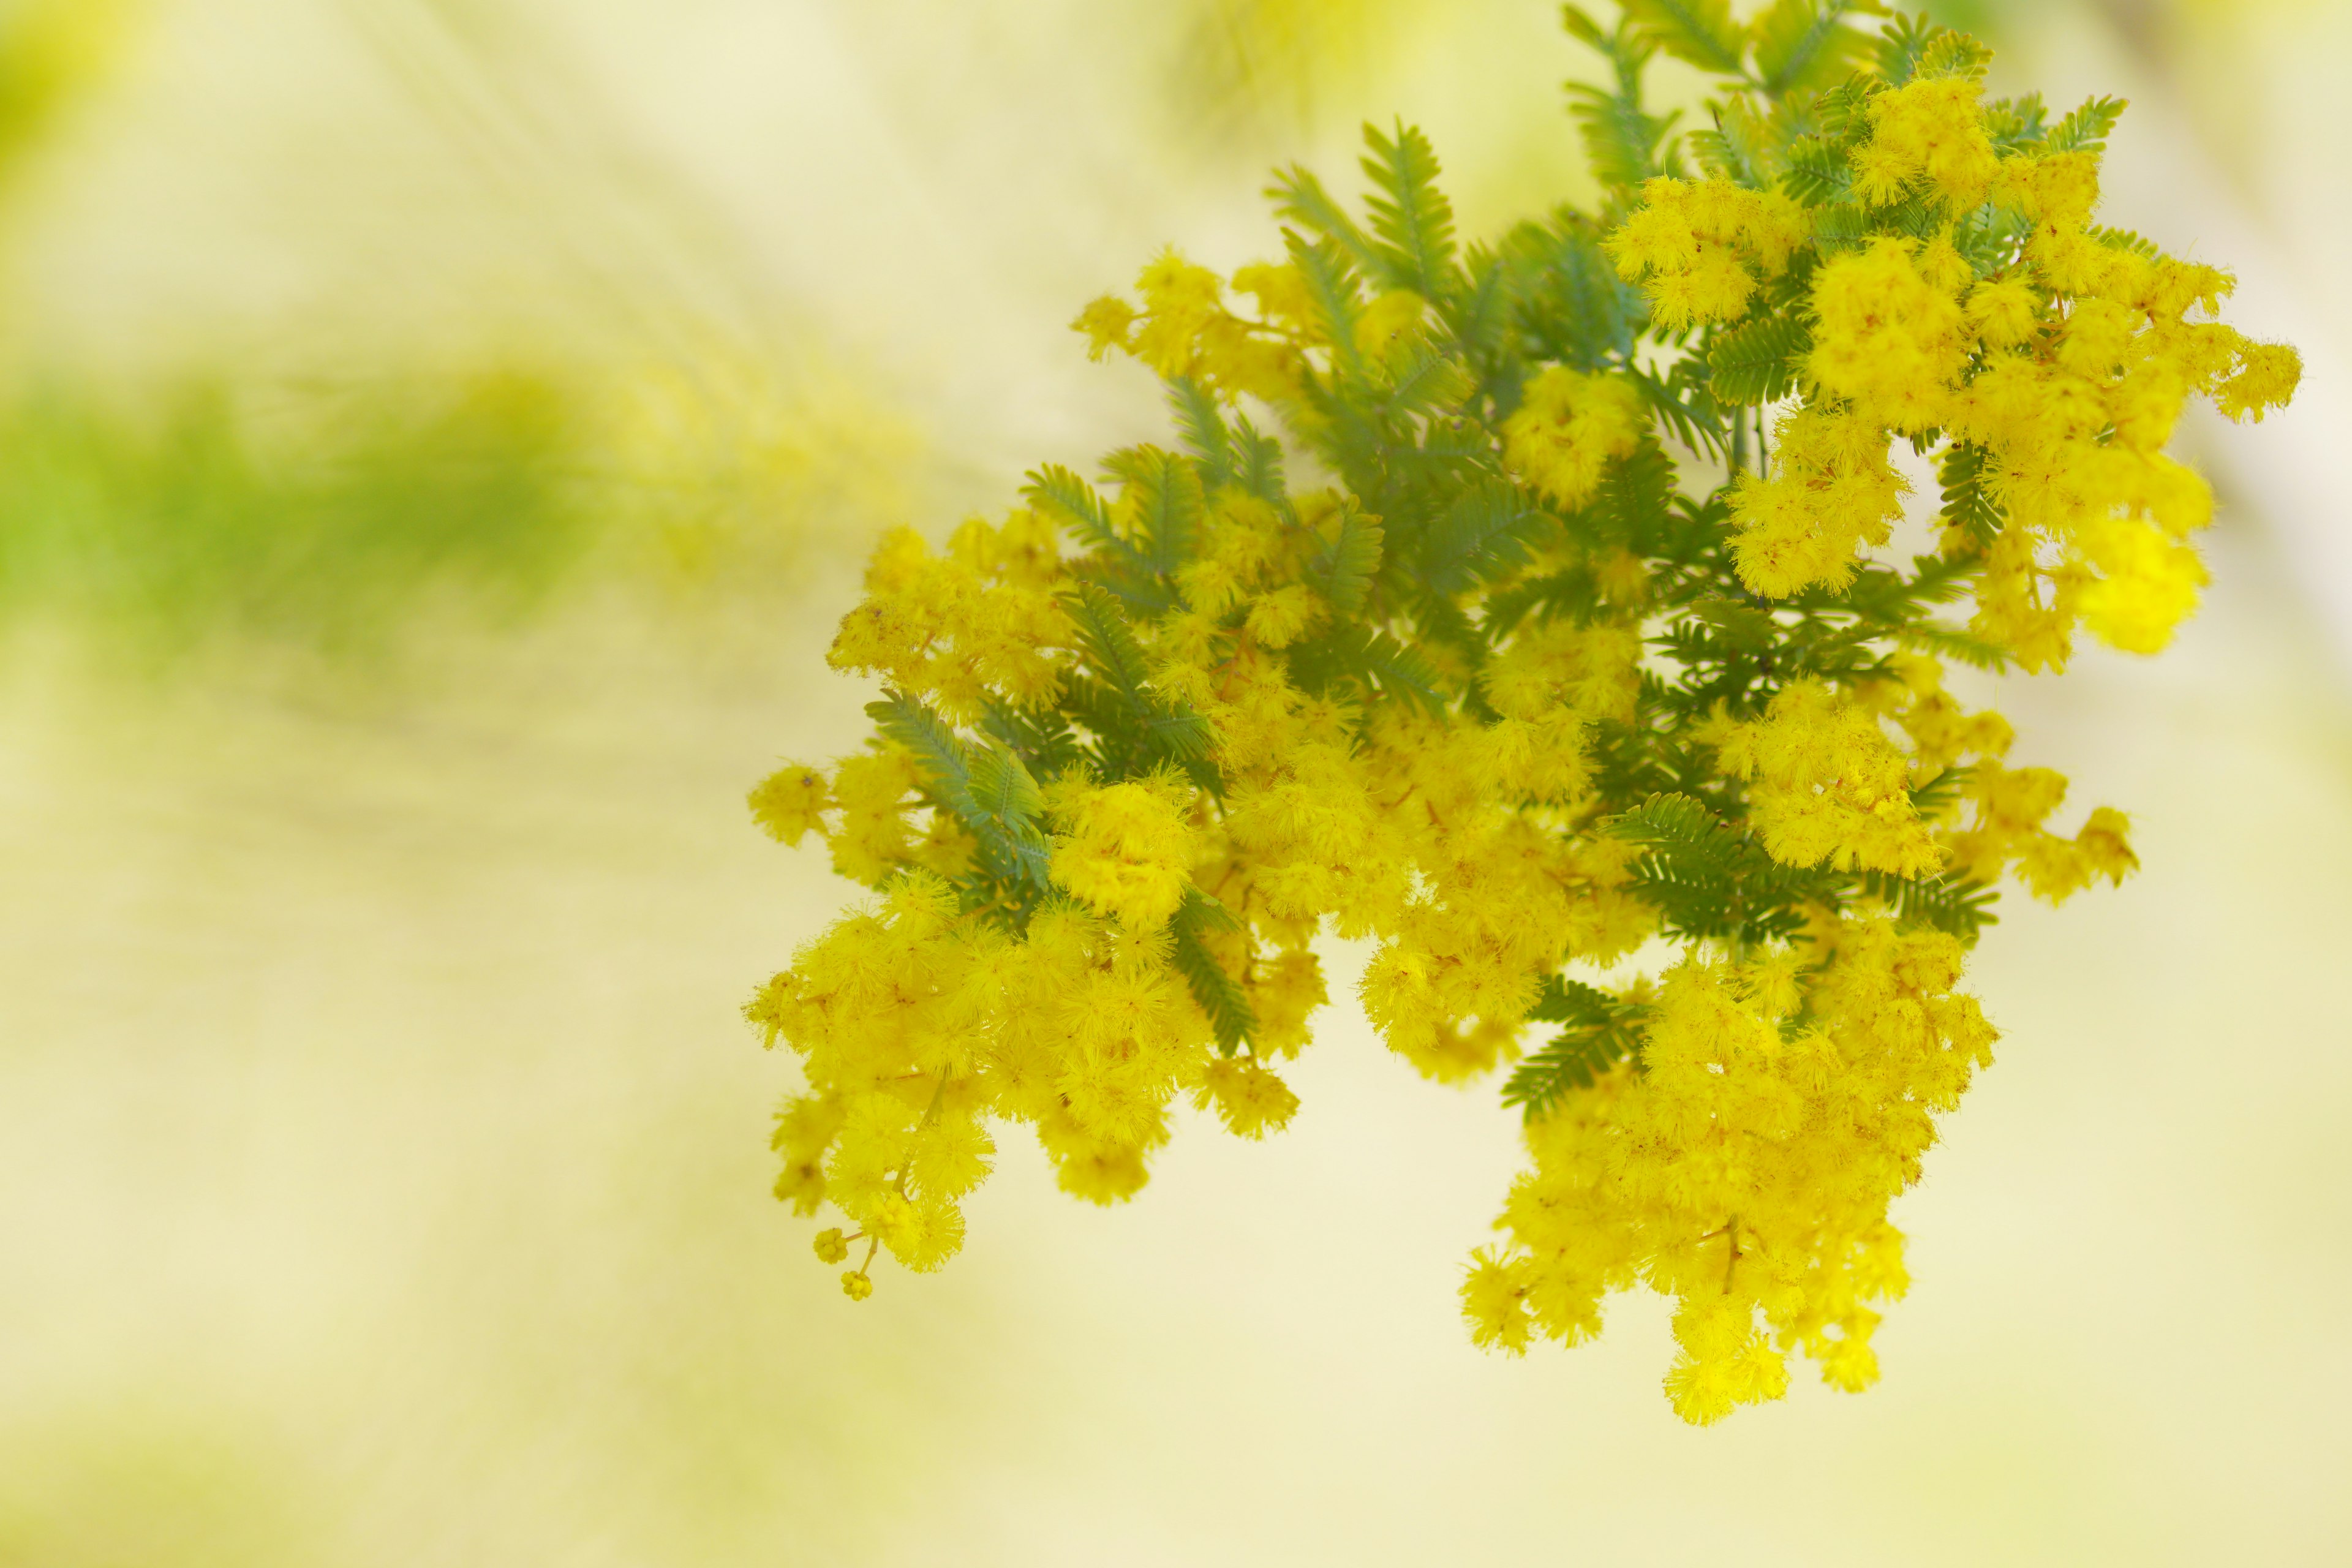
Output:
[1131,249,1226,379]
[1931,135,2299,671]
[748,762,831,847]
[1730,404,1909,597]
[1966,273,2045,349]
[1243,582,1326,649]
[1501,368,1648,510]
[1718,681,1944,878]
[1071,295,1136,362]
[1857,75,2001,211]
[2215,341,2302,423]
[1471,922,1994,1414]
[818,747,927,886]
[1805,238,1969,433]
[1604,177,1807,331]
[1077,248,1308,405]
[1940,764,2138,901]
[1194,1056,1301,1138]
[2074,514,2208,655]
[1046,771,1200,931]
[827,517,1071,723]
[1998,150,2101,230]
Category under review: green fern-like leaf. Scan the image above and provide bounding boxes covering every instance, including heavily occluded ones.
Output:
[869,694,1054,890]
[2089,224,2158,260]
[1449,247,1513,366]
[1481,563,1604,638]
[1360,120,1459,303]
[1528,974,1623,1027]
[1231,414,1287,502]
[967,737,1046,827]
[1690,96,1774,187]
[1309,500,1385,614]
[1591,444,1682,557]
[1907,764,1972,824]
[1913,27,1991,83]
[1937,442,2003,549]
[1622,0,1746,75]
[1023,464,1124,559]
[1610,791,1746,865]
[1423,478,1543,594]
[1063,581,1159,712]
[1504,1030,1632,1115]
[1858,869,2000,943]
[1374,333,1477,421]
[980,698,1085,781]
[1504,977,1653,1117]
[1562,10,1684,194]
[1625,360,1730,466]
[1286,623,1448,715]
[1707,314,1809,405]
[1171,888,1256,1054]
[2041,95,2127,155]
[1166,378,1234,491]
[1750,0,1879,96]
[1503,214,1643,372]
[1780,135,1855,206]
[1266,165,1390,286]
[1102,445,1205,578]
[1286,231,1369,380]
[1872,12,1940,85]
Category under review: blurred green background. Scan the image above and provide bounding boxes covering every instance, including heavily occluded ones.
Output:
[4,1,2349,1562]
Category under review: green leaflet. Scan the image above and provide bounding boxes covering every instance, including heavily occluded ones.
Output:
[2041,95,2127,156]
[1170,888,1257,1055]
[1166,378,1235,491]
[1937,443,2004,549]
[1286,230,1370,382]
[1781,134,1856,206]
[1875,13,1988,86]
[1102,445,1204,580]
[1308,500,1385,615]
[1360,119,1460,304]
[1858,869,2000,942]
[1268,162,1393,290]
[868,693,1054,895]
[1284,622,1447,715]
[1501,214,1642,375]
[1422,478,1543,595]
[1751,0,1880,97]
[1620,0,1746,76]
[1230,413,1287,502]
[1503,976,1654,1118]
[1061,582,1217,783]
[1706,313,1810,406]
[1022,463,1121,557]
[1562,7,1684,194]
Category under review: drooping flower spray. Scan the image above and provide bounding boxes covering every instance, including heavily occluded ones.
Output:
[747,3,2297,1422]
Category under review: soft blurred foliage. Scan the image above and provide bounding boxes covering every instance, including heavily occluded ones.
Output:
[4,0,2348,1562]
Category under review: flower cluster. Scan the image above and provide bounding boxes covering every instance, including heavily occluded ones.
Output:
[746,6,2294,1421]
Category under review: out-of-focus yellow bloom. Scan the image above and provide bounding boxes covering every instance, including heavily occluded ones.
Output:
[1605,176,1807,330]
[1047,774,1200,931]
[1502,368,1648,510]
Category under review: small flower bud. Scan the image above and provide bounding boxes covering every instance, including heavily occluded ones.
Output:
[813,1227,849,1265]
